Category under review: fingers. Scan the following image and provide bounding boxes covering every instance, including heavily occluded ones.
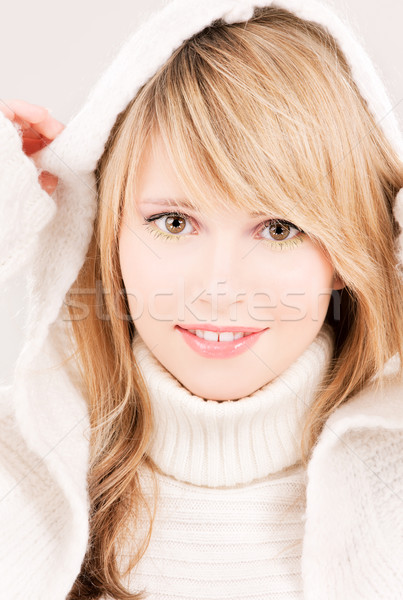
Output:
[0,98,65,140]
[31,113,65,139]
[0,102,15,120]
[0,98,47,124]
[0,98,64,193]
[22,136,49,156]
[38,171,59,195]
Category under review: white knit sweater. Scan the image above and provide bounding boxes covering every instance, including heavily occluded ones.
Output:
[118,325,333,599]
[126,467,308,599]
[1,1,403,599]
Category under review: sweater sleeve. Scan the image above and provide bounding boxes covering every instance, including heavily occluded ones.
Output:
[0,110,58,285]
[349,426,403,589]
[302,378,403,600]
[0,383,80,599]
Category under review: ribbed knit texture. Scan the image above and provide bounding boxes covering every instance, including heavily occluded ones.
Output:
[118,324,335,599]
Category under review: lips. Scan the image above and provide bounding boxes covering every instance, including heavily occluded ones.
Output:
[177,324,266,333]
[175,325,269,359]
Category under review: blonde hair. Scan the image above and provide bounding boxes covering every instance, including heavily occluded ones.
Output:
[66,6,403,599]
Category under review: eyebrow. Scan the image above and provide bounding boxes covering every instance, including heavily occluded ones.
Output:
[140,198,199,210]
[139,198,269,218]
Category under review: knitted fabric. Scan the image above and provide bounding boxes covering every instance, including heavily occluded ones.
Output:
[110,325,334,599]
[1,1,403,598]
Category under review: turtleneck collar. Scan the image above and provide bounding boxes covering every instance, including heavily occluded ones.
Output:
[132,323,334,488]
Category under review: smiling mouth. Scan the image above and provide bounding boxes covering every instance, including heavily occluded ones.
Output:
[176,326,268,343]
[175,325,268,358]
[186,329,254,342]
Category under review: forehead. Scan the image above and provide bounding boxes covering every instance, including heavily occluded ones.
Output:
[136,134,276,220]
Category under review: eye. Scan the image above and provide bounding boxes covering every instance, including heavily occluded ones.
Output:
[142,212,305,250]
[158,213,193,235]
[142,211,195,241]
[260,219,302,242]
[257,219,305,251]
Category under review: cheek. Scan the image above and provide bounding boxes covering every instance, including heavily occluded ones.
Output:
[255,248,334,323]
[119,232,183,321]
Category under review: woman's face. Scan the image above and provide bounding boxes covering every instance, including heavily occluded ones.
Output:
[119,134,343,401]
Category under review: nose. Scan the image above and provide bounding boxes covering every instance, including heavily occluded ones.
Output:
[190,236,245,316]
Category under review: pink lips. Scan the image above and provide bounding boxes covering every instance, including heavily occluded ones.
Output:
[175,325,269,358]
[178,324,264,333]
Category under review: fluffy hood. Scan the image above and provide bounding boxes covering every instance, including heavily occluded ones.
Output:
[1,0,403,596]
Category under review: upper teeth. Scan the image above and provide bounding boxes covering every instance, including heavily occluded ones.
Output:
[188,329,252,342]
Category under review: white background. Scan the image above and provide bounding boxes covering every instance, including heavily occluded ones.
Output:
[1,0,402,384]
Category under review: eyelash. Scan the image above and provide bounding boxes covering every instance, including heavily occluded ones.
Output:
[142,211,305,251]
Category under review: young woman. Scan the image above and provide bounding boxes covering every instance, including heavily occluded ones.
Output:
[1,1,403,599]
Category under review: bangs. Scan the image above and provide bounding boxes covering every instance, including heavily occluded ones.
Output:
[132,8,365,243]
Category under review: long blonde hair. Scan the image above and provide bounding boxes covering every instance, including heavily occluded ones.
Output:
[66,6,403,599]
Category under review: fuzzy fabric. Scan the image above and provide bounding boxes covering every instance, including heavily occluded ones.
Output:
[1,0,403,598]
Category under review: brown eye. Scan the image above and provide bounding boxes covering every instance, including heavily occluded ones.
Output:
[165,215,186,234]
[260,219,304,245]
[143,211,195,239]
[268,221,291,241]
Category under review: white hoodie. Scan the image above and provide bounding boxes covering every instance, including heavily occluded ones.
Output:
[1,1,403,599]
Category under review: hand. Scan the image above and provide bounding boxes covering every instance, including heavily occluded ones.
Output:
[0,98,65,195]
